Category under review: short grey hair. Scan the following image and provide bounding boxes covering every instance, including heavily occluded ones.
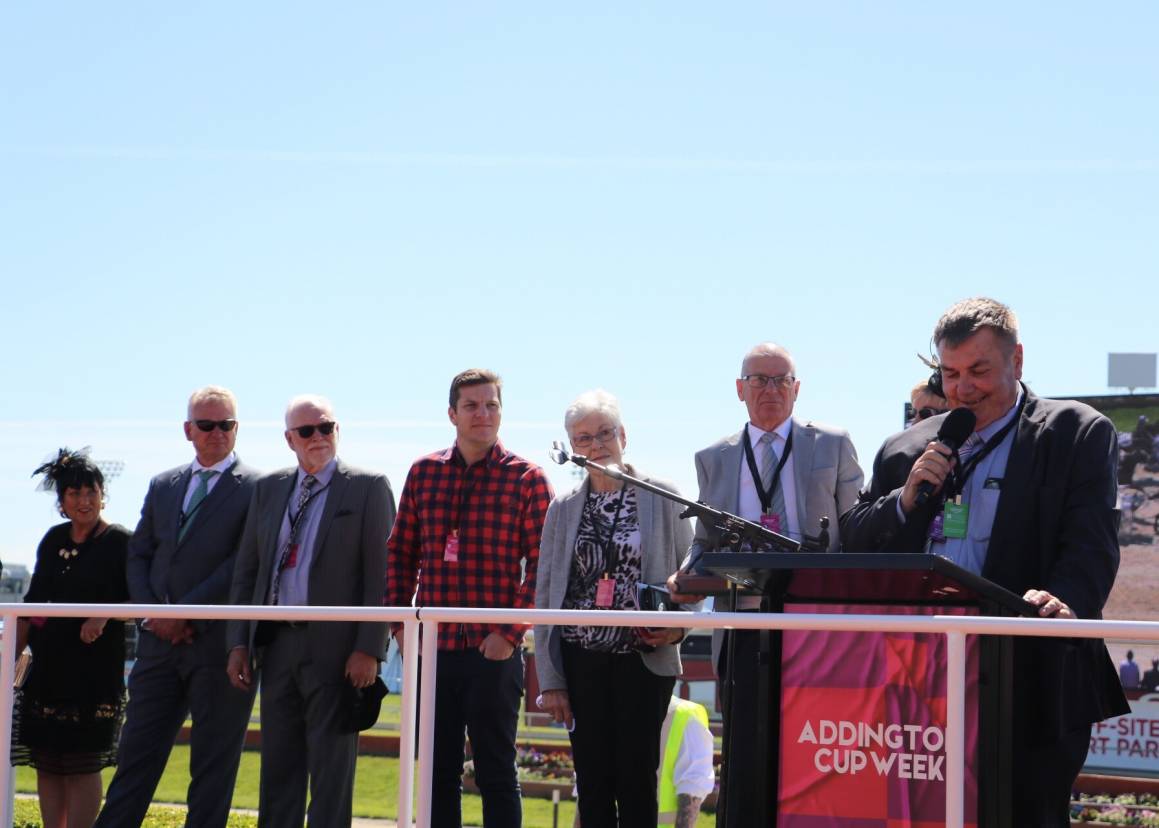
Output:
[740,342,796,377]
[284,394,335,427]
[933,297,1019,353]
[186,386,238,419]
[564,389,624,434]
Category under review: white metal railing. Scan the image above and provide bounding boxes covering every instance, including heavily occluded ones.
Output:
[3,604,1159,828]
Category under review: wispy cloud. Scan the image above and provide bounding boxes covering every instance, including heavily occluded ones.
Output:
[3,145,1158,174]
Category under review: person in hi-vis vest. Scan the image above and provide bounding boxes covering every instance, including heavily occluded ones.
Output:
[575,696,716,828]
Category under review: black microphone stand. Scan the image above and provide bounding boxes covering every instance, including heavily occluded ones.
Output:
[549,442,832,828]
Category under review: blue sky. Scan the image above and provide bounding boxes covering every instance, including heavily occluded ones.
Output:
[2,3,1157,568]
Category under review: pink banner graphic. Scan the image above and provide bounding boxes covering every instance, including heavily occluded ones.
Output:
[777,603,979,828]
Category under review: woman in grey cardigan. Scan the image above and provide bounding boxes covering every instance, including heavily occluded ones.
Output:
[534,390,693,827]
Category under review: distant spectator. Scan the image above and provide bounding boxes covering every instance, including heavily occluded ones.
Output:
[906,378,950,429]
[1142,659,1159,693]
[1120,650,1141,689]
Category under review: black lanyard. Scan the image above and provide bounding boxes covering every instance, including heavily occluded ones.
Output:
[742,426,793,514]
[587,483,628,578]
[948,397,1025,498]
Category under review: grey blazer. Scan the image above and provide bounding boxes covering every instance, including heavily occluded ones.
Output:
[127,458,259,664]
[226,460,396,680]
[687,419,864,671]
[534,471,694,693]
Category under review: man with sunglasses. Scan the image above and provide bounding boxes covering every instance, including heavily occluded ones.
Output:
[227,394,395,828]
[95,387,259,828]
[666,343,863,828]
[387,369,554,828]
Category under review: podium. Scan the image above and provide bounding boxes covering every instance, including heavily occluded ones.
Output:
[697,552,1035,828]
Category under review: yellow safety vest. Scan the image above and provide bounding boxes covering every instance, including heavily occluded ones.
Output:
[657,698,710,825]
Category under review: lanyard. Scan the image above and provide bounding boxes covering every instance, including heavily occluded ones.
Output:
[587,483,628,578]
[742,427,793,514]
[276,480,327,573]
[452,465,480,536]
[948,397,1025,498]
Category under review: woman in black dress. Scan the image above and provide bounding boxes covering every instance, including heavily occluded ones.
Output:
[14,448,129,828]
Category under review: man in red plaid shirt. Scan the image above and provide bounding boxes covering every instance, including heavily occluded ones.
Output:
[387,368,554,828]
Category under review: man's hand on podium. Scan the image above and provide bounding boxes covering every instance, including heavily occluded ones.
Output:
[1023,588,1075,619]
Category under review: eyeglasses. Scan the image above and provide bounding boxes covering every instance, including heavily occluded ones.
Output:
[193,419,238,432]
[741,374,796,390]
[571,427,618,449]
[291,422,337,439]
[913,407,947,422]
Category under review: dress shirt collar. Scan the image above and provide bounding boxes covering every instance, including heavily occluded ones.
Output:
[192,451,237,475]
[746,417,792,445]
[295,457,338,487]
[976,389,1024,442]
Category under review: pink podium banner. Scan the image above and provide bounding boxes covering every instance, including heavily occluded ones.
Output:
[777,603,980,828]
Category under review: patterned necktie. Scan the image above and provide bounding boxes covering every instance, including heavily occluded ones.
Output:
[179,469,218,542]
[759,432,789,531]
[958,432,984,464]
[271,474,318,606]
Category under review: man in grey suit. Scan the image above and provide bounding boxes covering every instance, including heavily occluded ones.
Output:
[668,343,863,828]
[226,394,395,828]
[96,386,259,828]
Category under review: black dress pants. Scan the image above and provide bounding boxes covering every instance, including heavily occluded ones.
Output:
[562,640,675,828]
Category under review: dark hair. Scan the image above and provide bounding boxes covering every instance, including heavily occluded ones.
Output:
[449,368,503,409]
[32,447,105,501]
[932,297,1019,353]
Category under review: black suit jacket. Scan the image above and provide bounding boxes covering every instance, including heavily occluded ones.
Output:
[839,387,1128,743]
[127,458,259,664]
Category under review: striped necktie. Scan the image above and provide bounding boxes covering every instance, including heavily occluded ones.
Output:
[759,432,789,531]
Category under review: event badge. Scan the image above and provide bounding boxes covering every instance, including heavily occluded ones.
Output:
[443,531,460,563]
[595,576,615,608]
[942,496,969,539]
[760,512,782,534]
[927,512,946,543]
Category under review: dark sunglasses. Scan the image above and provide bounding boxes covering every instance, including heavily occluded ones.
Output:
[291,422,337,439]
[193,419,238,432]
[913,407,947,422]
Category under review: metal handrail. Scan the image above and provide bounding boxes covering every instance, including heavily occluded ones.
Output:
[3,603,1158,828]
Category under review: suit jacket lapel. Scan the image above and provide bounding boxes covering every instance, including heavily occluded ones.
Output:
[166,467,193,546]
[983,387,1042,583]
[553,482,588,608]
[176,462,241,547]
[790,419,816,533]
[718,430,745,513]
[311,463,350,565]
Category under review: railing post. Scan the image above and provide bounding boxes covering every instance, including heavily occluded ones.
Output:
[2,610,19,828]
[416,619,439,828]
[945,630,966,828]
[397,617,421,827]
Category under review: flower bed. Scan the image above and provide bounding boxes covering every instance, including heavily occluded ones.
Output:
[1072,793,1159,826]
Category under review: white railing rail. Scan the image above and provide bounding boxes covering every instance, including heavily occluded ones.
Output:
[4,604,1159,828]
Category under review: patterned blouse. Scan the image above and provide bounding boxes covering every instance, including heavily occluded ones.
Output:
[561,485,644,653]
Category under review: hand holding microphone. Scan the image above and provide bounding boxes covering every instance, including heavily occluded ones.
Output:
[900,408,976,514]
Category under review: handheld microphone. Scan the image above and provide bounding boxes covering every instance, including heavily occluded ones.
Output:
[914,407,976,507]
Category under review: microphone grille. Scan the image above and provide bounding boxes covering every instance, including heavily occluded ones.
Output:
[937,407,977,446]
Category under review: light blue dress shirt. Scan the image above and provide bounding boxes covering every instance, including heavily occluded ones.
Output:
[269,458,337,606]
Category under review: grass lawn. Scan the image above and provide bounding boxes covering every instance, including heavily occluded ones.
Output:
[15,746,714,826]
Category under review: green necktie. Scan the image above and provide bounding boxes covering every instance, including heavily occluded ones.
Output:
[179,470,218,542]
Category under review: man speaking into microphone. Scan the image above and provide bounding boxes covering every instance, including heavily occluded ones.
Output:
[840,297,1127,825]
